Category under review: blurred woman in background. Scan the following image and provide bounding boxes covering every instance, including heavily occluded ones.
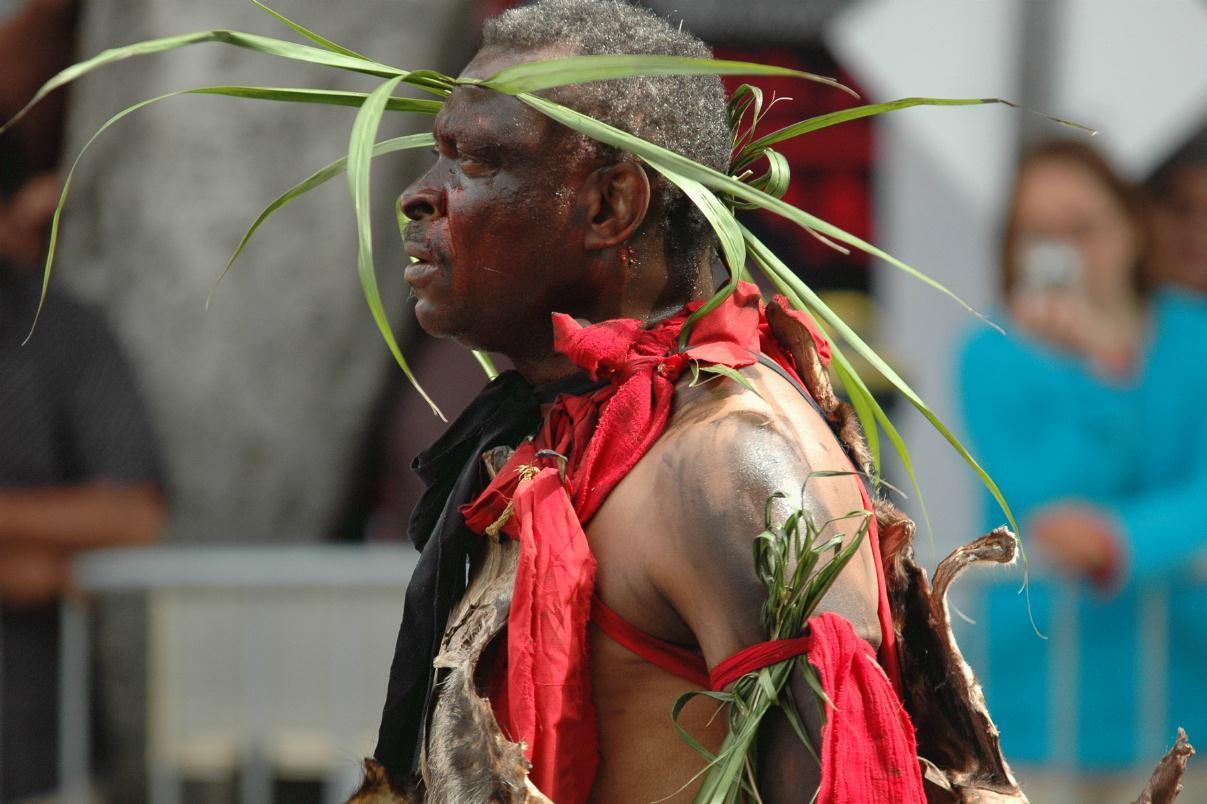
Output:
[957,140,1207,798]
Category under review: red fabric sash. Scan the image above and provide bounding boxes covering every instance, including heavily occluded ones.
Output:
[706,613,924,803]
[808,612,926,803]
[708,635,812,693]
[459,283,913,803]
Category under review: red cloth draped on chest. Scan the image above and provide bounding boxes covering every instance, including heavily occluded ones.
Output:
[460,283,918,803]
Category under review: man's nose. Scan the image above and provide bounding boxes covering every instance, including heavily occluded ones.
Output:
[400,178,446,221]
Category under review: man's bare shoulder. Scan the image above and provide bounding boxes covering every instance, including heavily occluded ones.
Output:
[590,361,881,656]
[654,361,860,502]
[665,361,832,445]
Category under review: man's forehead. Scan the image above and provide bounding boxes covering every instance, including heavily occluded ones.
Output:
[433,89,550,158]
[458,44,573,82]
[435,46,574,147]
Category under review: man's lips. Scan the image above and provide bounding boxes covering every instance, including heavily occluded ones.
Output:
[404,259,440,289]
[403,242,440,288]
[403,241,434,262]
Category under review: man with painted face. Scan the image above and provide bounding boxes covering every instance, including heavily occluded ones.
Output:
[367,2,922,801]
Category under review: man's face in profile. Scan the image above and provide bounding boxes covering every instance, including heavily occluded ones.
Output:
[399,46,602,355]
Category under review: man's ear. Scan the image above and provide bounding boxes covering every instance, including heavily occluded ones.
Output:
[582,161,651,251]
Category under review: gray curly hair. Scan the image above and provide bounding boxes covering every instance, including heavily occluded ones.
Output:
[482,0,732,282]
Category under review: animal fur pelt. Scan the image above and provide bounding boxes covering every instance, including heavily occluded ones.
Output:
[344,446,552,803]
[344,537,552,803]
[1134,728,1195,804]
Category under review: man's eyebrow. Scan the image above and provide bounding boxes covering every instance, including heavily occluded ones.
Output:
[432,115,452,143]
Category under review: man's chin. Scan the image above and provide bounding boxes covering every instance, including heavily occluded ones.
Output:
[413,299,480,348]
[412,298,453,338]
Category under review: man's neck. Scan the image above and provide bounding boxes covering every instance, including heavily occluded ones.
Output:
[512,352,582,387]
[508,253,713,386]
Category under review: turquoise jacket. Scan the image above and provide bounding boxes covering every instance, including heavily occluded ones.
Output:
[955,288,1207,770]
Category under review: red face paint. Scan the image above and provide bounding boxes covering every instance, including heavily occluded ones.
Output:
[399,47,602,358]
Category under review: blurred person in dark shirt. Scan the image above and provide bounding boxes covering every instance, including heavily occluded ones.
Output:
[1147,132,1207,295]
[0,170,166,801]
[1,1,165,797]
[0,170,167,802]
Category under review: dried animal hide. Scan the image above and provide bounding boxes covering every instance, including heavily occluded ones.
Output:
[1134,729,1195,804]
[879,511,1029,803]
[344,529,550,804]
[422,444,552,803]
[421,530,551,803]
[775,302,1028,800]
[345,446,551,803]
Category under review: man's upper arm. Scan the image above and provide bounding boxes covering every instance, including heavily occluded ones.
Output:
[647,381,882,674]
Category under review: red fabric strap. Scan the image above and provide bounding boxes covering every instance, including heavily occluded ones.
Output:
[591,596,711,689]
[708,635,812,692]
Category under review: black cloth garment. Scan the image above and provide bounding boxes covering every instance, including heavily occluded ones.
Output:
[374,368,602,777]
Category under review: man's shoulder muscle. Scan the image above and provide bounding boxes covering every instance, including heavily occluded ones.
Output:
[591,362,882,659]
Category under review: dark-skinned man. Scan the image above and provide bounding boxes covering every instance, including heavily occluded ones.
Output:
[364,2,921,801]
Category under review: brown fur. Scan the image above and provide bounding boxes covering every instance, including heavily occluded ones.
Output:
[344,759,418,803]
[1134,728,1195,804]
[766,300,874,477]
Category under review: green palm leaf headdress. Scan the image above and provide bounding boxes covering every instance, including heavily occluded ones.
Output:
[1,0,1091,542]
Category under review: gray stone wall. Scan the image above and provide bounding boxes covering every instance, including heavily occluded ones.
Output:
[58,0,474,546]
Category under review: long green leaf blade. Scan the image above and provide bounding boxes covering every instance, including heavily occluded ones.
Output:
[188,86,442,114]
[210,132,436,304]
[644,162,747,347]
[472,350,500,380]
[15,82,436,333]
[749,243,883,475]
[746,227,1012,535]
[24,88,210,341]
[747,226,934,543]
[517,92,992,326]
[744,97,1009,153]
[478,54,857,97]
[0,29,407,135]
[348,76,444,419]
[832,358,881,473]
[249,0,371,61]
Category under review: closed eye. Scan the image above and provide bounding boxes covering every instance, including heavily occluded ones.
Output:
[457,151,496,177]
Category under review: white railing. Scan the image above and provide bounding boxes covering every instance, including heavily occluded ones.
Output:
[45,545,1207,803]
[948,553,1207,800]
[56,544,419,804]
